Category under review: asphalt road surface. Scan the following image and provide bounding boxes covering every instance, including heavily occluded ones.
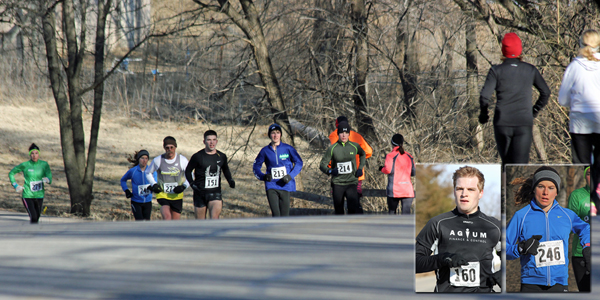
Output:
[0,212,598,299]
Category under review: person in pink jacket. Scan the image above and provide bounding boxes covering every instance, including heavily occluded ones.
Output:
[379,134,415,214]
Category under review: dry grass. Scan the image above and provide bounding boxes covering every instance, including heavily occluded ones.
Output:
[0,97,388,221]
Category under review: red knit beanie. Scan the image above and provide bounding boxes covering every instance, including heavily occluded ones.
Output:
[502,33,522,58]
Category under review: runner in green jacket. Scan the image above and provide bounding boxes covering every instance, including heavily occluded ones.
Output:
[8,143,52,223]
[320,121,365,214]
[567,166,591,291]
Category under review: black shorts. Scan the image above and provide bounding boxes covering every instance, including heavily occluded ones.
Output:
[157,198,183,214]
[193,191,222,208]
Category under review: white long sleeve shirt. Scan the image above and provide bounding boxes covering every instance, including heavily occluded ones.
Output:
[558,55,600,133]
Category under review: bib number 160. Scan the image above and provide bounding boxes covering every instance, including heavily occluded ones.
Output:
[449,262,480,287]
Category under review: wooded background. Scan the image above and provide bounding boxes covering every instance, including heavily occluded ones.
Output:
[1,1,598,214]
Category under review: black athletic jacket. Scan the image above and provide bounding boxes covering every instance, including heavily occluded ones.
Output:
[479,58,550,127]
[415,207,501,292]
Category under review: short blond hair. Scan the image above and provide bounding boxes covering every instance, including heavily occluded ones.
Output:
[579,29,600,61]
[452,166,485,191]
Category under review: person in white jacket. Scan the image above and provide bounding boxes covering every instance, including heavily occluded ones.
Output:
[558,29,600,209]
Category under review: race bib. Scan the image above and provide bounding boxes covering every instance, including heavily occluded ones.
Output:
[163,182,178,194]
[138,184,150,196]
[30,181,43,192]
[205,176,219,189]
[535,240,565,268]
[337,161,352,174]
[449,262,480,287]
[271,166,287,179]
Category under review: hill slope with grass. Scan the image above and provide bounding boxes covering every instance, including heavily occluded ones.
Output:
[1,100,385,221]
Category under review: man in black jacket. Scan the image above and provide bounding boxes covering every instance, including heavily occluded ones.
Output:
[415,166,501,292]
[479,32,551,165]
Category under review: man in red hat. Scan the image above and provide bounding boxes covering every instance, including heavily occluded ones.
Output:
[479,32,551,165]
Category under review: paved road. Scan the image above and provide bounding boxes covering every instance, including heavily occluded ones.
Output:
[0,212,598,299]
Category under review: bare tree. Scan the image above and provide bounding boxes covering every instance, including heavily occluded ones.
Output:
[192,0,297,147]
[36,0,113,215]
[465,18,483,150]
[350,0,375,139]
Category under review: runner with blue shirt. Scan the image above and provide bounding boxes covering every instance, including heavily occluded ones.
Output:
[253,124,303,217]
[120,150,156,221]
[506,166,591,292]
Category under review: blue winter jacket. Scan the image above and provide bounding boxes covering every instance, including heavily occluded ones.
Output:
[253,142,303,192]
[120,165,157,203]
[506,199,590,286]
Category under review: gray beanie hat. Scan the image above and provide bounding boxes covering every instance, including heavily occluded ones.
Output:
[533,167,561,194]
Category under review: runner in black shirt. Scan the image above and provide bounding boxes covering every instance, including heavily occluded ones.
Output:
[185,130,235,219]
[479,33,550,165]
[416,166,501,292]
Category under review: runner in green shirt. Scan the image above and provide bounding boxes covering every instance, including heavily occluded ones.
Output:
[320,121,365,214]
[8,143,52,223]
[567,166,591,292]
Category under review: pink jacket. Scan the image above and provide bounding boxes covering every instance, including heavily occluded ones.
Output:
[380,148,415,198]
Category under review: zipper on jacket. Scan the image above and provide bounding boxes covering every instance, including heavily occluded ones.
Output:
[545,209,550,286]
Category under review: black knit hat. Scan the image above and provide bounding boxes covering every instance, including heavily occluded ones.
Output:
[391,134,404,147]
[136,149,149,161]
[163,136,177,148]
[268,123,282,136]
[28,143,40,155]
[335,116,348,127]
[533,166,561,194]
[337,121,350,134]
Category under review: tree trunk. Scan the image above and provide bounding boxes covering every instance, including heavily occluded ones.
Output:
[40,2,86,214]
[350,0,375,140]
[84,0,113,213]
[532,124,548,163]
[466,19,483,151]
[40,0,112,216]
[206,0,302,190]
[213,0,295,146]
[398,22,417,119]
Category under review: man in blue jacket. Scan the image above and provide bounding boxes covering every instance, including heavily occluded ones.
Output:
[253,124,303,217]
[506,166,591,292]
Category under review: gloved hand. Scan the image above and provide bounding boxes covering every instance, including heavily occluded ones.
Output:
[264,174,272,182]
[328,168,339,176]
[582,246,591,274]
[532,106,540,118]
[379,166,384,172]
[42,177,50,184]
[13,183,23,193]
[173,185,186,194]
[486,271,502,288]
[478,110,489,124]
[229,180,236,189]
[519,235,542,256]
[150,183,162,193]
[355,169,363,178]
[125,189,133,198]
[438,252,468,268]
[281,174,292,184]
